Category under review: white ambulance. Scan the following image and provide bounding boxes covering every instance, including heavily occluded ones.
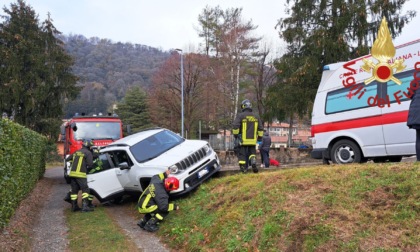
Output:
[311,38,420,164]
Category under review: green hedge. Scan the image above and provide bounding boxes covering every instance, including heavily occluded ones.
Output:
[0,118,47,229]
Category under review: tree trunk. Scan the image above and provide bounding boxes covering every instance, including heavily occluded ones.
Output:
[288,114,294,147]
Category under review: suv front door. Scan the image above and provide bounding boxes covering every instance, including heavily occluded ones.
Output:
[87,153,124,200]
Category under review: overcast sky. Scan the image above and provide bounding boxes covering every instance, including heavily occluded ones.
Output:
[1,0,419,53]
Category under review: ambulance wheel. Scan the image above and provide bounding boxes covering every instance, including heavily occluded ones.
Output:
[331,140,362,164]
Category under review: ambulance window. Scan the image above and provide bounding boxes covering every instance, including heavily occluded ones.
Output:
[386,69,414,103]
[325,82,378,114]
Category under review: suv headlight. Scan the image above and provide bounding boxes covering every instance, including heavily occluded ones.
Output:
[204,144,210,153]
[168,165,180,174]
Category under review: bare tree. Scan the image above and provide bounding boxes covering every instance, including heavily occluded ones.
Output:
[148,52,217,138]
[197,6,261,125]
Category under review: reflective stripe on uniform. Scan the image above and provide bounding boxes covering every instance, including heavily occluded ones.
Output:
[69,152,87,178]
[142,194,152,209]
[168,203,174,211]
[158,173,165,180]
[138,193,159,213]
[240,117,259,145]
[138,205,158,214]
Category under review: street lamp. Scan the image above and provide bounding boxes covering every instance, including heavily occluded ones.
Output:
[175,48,184,138]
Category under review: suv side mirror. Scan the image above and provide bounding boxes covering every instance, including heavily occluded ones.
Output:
[119,162,130,170]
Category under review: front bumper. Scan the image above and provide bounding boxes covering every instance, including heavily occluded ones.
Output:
[311,148,329,159]
[171,159,221,197]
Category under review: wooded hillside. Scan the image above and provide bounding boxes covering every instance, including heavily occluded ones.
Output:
[61,34,169,118]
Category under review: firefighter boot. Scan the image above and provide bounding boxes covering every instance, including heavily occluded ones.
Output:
[81,199,94,212]
[87,199,96,208]
[137,214,151,229]
[239,164,247,173]
[250,157,258,173]
[137,218,147,229]
[87,195,96,208]
[71,200,81,212]
[144,218,159,232]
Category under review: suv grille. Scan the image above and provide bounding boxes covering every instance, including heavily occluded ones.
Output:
[176,147,207,170]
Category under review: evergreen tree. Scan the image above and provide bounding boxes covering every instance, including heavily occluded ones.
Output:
[115,86,153,133]
[0,0,78,139]
[270,0,416,125]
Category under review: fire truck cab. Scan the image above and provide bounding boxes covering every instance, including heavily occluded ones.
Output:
[61,113,126,183]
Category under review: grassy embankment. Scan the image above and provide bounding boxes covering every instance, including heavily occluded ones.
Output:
[66,163,419,252]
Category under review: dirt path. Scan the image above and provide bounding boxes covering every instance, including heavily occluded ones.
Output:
[105,202,170,252]
[17,167,169,251]
[31,167,69,252]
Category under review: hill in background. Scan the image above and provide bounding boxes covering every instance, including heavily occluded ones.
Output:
[61,34,169,118]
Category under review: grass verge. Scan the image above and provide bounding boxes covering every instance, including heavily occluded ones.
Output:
[158,163,419,252]
[65,205,139,252]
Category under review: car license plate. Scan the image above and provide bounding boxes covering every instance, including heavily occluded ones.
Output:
[197,168,209,178]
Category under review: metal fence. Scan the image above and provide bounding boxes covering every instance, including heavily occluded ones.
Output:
[208,134,235,151]
[207,134,311,151]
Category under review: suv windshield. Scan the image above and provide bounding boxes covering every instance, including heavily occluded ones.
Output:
[73,122,121,140]
[130,130,183,162]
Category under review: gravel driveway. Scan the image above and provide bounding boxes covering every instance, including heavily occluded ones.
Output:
[30,167,170,252]
[31,167,69,252]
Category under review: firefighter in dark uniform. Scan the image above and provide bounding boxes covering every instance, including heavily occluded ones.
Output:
[64,145,100,208]
[232,99,264,173]
[67,139,95,212]
[137,169,180,232]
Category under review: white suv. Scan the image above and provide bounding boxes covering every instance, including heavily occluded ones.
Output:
[86,128,221,202]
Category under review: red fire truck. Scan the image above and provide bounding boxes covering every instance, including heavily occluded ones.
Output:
[61,113,127,183]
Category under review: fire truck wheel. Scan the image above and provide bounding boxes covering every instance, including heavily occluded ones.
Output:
[331,139,362,164]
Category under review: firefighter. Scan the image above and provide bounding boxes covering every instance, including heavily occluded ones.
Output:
[64,145,99,208]
[232,99,264,173]
[137,169,180,232]
[67,139,95,212]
